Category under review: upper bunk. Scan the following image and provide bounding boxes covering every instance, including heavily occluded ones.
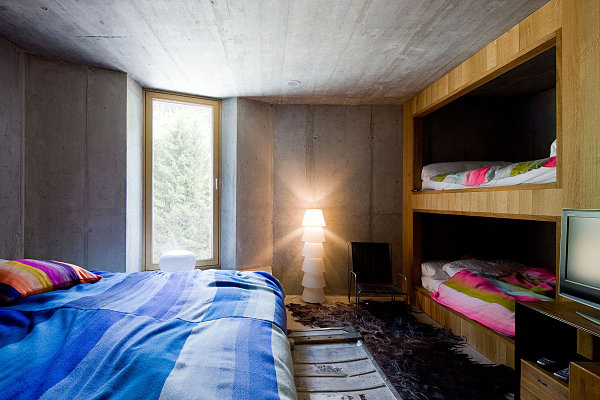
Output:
[402,0,565,220]
[421,47,557,192]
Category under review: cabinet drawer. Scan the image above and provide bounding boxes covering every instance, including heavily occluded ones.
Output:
[521,360,568,400]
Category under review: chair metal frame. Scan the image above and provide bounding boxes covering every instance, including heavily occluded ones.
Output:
[347,242,409,315]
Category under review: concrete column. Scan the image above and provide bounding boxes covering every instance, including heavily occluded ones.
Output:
[0,38,24,260]
[126,76,143,273]
[220,98,274,270]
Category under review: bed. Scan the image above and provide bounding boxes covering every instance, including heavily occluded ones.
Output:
[0,268,297,400]
[421,259,555,336]
[421,140,557,191]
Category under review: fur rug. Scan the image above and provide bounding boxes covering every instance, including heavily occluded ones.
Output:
[287,301,515,400]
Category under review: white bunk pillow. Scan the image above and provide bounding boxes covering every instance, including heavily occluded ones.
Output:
[442,259,496,277]
[442,258,526,277]
[421,161,511,183]
[421,260,450,280]
[550,139,557,157]
[422,275,448,292]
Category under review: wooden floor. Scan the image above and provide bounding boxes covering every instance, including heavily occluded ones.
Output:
[285,294,495,365]
[289,328,401,399]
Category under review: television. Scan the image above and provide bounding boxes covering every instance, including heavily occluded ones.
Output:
[559,209,600,324]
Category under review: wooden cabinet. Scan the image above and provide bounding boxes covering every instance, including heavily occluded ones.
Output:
[570,362,600,399]
[516,301,600,399]
[520,360,568,400]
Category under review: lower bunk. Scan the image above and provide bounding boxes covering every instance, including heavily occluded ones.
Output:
[415,286,516,368]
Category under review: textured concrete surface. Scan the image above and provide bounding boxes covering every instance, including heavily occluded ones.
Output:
[25,55,88,265]
[220,97,238,269]
[86,67,127,271]
[126,76,143,273]
[24,54,131,272]
[221,98,274,269]
[0,37,24,259]
[235,99,274,268]
[273,105,403,295]
[0,1,548,104]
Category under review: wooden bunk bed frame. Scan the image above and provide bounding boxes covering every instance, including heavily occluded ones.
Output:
[402,0,600,369]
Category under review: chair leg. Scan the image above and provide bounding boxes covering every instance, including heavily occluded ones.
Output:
[347,279,350,303]
[356,292,360,316]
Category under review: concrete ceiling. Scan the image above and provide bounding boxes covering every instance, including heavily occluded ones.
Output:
[0,0,549,104]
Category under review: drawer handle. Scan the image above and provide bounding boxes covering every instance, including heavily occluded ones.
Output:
[537,379,548,387]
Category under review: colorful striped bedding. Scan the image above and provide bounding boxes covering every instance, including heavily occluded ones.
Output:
[431,268,555,336]
[423,156,556,190]
[0,269,297,400]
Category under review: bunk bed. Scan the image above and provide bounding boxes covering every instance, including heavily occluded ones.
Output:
[401,0,572,369]
[421,258,555,336]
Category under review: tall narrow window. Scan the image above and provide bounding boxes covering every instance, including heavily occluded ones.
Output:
[144,90,220,269]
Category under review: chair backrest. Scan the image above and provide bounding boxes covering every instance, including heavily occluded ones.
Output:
[349,242,392,284]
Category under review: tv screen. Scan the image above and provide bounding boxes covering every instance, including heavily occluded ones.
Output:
[560,209,600,323]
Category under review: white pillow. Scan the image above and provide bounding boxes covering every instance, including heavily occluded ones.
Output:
[421,161,511,182]
[442,259,496,277]
[550,139,557,157]
[422,275,448,292]
[0,259,9,264]
[421,260,450,279]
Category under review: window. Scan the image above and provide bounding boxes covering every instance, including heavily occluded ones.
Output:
[144,90,220,270]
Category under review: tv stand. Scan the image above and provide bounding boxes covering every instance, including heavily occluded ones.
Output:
[516,300,600,399]
[576,310,600,326]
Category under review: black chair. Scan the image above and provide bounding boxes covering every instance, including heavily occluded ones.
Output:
[347,242,409,315]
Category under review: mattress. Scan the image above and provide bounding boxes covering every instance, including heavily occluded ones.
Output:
[0,269,297,400]
[422,156,556,190]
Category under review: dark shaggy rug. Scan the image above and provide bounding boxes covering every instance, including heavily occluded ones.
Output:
[287,301,515,400]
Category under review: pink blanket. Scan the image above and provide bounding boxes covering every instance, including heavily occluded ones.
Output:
[431,268,555,336]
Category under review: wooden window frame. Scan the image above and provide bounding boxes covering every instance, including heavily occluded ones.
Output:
[143,89,221,270]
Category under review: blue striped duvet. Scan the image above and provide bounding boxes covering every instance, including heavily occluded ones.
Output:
[0,269,297,400]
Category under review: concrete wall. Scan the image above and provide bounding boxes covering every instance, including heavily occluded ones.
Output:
[126,76,143,272]
[273,105,403,295]
[235,99,274,268]
[24,54,133,272]
[221,98,274,269]
[220,98,238,269]
[0,38,24,259]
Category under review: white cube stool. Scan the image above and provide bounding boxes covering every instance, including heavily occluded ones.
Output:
[159,250,196,272]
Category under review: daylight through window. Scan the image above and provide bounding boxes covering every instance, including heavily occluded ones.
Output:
[144,91,220,269]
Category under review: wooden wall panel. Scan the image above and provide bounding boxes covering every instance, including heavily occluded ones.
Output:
[412,0,561,116]
[412,188,562,219]
[561,0,600,210]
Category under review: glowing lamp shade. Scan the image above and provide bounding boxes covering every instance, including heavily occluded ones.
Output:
[302,209,326,227]
[302,242,326,258]
[302,272,326,288]
[302,258,325,273]
[302,227,325,243]
[300,208,326,304]
[302,287,325,303]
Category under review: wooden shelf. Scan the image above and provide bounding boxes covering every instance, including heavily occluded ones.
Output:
[519,300,600,338]
[411,187,562,219]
